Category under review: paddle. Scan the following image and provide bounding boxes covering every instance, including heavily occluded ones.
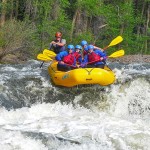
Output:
[43,49,56,56]
[37,53,52,61]
[85,49,125,65]
[38,47,54,68]
[37,53,52,68]
[43,49,56,58]
[108,49,124,58]
[103,36,123,50]
[38,50,124,62]
[37,53,77,68]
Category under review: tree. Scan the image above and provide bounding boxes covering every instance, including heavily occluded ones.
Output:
[0,0,7,26]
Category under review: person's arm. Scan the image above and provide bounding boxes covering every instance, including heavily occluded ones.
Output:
[55,51,66,61]
[96,50,107,61]
[93,45,104,52]
[60,39,66,46]
[55,53,62,61]
[73,59,76,67]
[78,56,82,64]
[55,51,68,64]
[80,55,88,67]
[51,39,66,47]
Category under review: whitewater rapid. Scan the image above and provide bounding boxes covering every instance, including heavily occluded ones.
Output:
[0,60,150,150]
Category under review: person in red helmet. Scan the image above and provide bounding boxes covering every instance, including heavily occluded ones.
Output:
[49,32,66,54]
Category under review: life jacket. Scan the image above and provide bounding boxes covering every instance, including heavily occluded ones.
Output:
[88,52,101,63]
[74,52,81,61]
[83,50,87,56]
[63,53,75,65]
[53,38,65,54]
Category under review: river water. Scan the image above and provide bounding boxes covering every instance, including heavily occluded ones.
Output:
[0,60,150,150]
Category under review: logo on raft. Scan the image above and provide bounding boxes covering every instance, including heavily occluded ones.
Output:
[62,74,69,80]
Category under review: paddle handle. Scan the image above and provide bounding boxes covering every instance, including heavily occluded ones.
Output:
[40,61,44,68]
[39,46,53,68]
[59,62,77,68]
[103,46,108,50]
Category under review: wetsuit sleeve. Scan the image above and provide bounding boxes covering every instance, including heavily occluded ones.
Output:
[83,55,88,63]
[95,50,107,60]
[55,51,67,61]
[78,56,82,64]
[80,55,88,67]
[73,59,76,66]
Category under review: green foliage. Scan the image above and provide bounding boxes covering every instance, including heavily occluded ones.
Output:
[95,1,150,54]
[72,31,94,45]
[0,19,37,56]
[0,0,149,57]
[25,0,72,51]
[79,0,102,16]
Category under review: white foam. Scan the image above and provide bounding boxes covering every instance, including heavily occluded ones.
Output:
[0,100,150,149]
[0,129,48,150]
[0,61,150,149]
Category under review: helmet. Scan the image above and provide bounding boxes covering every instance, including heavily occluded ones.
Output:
[75,45,82,50]
[67,44,74,50]
[87,45,94,50]
[55,32,62,37]
[81,40,88,46]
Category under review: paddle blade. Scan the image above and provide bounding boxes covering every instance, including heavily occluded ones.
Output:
[108,50,125,58]
[103,36,123,50]
[37,54,52,61]
[43,49,56,57]
[109,36,123,47]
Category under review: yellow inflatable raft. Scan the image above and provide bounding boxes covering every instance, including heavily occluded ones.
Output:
[48,61,116,87]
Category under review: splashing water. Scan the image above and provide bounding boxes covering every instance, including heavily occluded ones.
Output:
[0,60,150,150]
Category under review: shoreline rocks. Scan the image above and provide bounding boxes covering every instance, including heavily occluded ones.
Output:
[108,55,150,63]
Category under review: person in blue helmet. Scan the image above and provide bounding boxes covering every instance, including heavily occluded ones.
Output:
[55,44,76,71]
[81,45,107,69]
[81,40,104,53]
[81,40,88,56]
[49,32,66,54]
[81,40,104,56]
[74,45,83,64]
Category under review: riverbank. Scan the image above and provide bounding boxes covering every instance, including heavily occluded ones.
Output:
[0,54,150,64]
[108,55,150,63]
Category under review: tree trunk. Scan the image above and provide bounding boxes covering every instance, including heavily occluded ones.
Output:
[33,0,38,21]
[25,0,32,17]
[10,0,14,20]
[70,8,80,42]
[0,0,7,26]
[145,3,150,53]
[15,0,19,19]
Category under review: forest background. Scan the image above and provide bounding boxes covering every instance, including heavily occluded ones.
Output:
[0,0,149,63]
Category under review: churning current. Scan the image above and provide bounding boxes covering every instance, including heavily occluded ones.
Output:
[0,60,150,150]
